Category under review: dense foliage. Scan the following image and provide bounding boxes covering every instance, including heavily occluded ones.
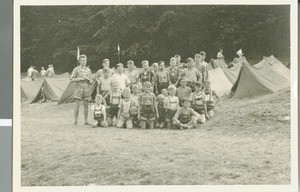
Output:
[21,5,290,73]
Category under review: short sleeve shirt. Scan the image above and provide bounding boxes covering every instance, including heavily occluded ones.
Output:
[165,95,179,111]
[139,92,156,106]
[111,73,131,90]
[70,66,92,80]
[180,68,201,82]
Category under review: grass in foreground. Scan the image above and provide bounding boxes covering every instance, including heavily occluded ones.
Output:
[21,89,290,185]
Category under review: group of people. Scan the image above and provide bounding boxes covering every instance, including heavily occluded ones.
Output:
[70,52,220,130]
[27,64,55,80]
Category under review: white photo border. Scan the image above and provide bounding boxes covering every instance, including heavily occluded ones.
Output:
[13,0,298,192]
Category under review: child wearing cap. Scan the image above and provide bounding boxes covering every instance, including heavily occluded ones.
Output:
[164,85,180,129]
[172,99,198,129]
[103,81,122,126]
[190,81,209,124]
[176,78,192,106]
[168,57,181,86]
[91,94,108,128]
[203,81,219,118]
[116,88,138,129]
[125,60,139,84]
[111,63,131,91]
[138,81,159,129]
[155,61,169,95]
[156,94,166,128]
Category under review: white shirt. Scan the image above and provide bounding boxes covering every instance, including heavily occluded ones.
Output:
[236,49,243,56]
[27,67,33,77]
[111,73,130,90]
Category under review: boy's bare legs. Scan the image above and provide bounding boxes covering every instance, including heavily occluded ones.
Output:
[140,120,147,129]
[149,121,154,129]
[83,100,89,124]
[73,100,81,125]
[107,117,112,126]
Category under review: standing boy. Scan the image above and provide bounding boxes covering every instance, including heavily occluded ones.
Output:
[195,52,209,83]
[164,85,180,129]
[203,81,219,118]
[111,63,131,91]
[190,82,208,124]
[139,60,155,86]
[176,78,192,106]
[155,61,169,95]
[125,60,139,85]
[180,57,202,91]
[168,57,181,86]
[138,81,158,129]
[70,54,93,125]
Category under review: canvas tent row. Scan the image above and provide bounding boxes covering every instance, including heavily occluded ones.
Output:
[232,56,250,65]
[231,59,290,99]
[21,73,72,105]
[208,67,233,97]
[209,59,243,85]
[265,55,290,80]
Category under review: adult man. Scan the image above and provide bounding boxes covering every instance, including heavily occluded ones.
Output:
[70,54,93,125]
[111,63,131,91]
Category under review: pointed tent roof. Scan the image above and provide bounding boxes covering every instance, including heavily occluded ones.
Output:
[43,78,71,101]
[232,56,250,65]
[208,67,233,97]
[21,79,44,104]
[231,60,290,99]
[209,59,228,69]
[265,55,290,80]
[57,81,97,104]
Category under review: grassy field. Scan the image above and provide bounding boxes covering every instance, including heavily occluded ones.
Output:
[21,88,291,186]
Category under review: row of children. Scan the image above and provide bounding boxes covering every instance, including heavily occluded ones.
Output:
[91,79,218,129]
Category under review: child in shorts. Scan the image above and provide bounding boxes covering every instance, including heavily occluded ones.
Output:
[172,99,198,129]
[156,94,166,128]
[176,78,192,106]
[138,81,159,129]
[97,68,113,104]
[139,60,155,86]
[164,85,180,129]
[103,81,122,126]
[203,81,219,118]
[155,61,169,95]
[131,83,140,127]
[116,88,138,129]
[91,94,108,128]
[190,82,208,124]
[125,60,139,84]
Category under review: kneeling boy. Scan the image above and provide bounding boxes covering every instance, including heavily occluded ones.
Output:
[172,99,198,129]
[91,94,108,128]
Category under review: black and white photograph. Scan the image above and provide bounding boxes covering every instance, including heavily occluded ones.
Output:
[14,0,298,191]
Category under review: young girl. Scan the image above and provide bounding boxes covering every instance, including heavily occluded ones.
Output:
[103,81,122,126]
[91,94,108,128]
[164,85,180,129]
[155,61,169,95]
[190,82,208,124]
[172,99,198,129]
[138,81,159,129]
[116,88,138,129]
[203,81,219,118]
[156,94,166,128]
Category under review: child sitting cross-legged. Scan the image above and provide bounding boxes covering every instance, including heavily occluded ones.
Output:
[91,94,108,128]
[116,88,138,129]
[164,85,180,129]
[172,99,198,129]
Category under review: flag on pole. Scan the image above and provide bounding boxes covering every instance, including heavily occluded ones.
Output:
[117,44,120,52]
[76,46,80,61]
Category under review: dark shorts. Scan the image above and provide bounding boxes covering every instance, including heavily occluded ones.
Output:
[140,105,155,121]
[157,82,169,94]
[165,109,177,121]
[193,105,205,114]
[74,83,91,101]
[157,107,165,123]
[108,104,119,118]
[178,114,191,124]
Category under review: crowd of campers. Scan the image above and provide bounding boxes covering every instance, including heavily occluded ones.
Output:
[70,50,231,130]
[23,48,290,129]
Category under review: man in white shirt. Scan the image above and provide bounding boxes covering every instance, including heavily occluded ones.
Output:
[111,63,131,91]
